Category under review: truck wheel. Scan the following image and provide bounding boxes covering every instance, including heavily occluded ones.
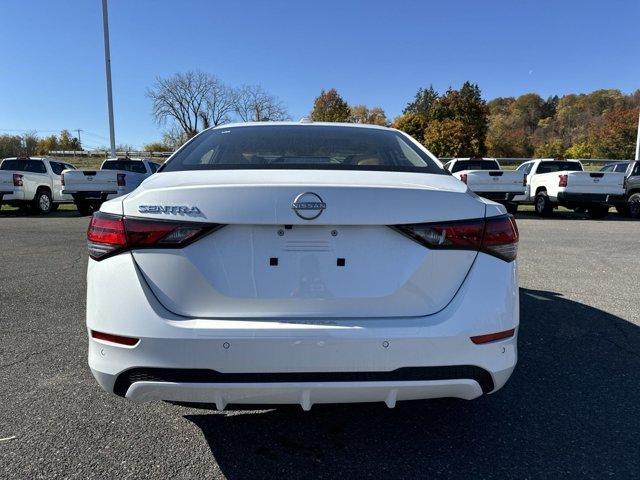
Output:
[76,200,94,216]
[586,206,609,219]
[534,192,553,217]
[505,203,518,215]
[32,189,53,214]
[627,193,640,218]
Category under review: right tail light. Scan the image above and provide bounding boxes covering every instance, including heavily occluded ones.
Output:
[459,173,468,184]
[117,173,126,187]
[393,214,519,262]
[13,174,23,186]
[558,174,568,187]
[523,174,527,186]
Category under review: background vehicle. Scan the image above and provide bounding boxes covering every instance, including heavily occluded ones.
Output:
[0,157,76,214]
[62,158,160,215]
[86,123,519,410]
[513,159,626,218]
[444,158,525,214]
[599,161,640,217]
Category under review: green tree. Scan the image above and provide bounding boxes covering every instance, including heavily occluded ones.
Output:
[393,112,428,141]
[423,119,468,157]
[58,129,81,150]
[310,88,351,122]
[403,85,438,118]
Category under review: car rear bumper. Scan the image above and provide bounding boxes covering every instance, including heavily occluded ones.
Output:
[1,190,25,201]
[87,252,519,408]
[476,191,524,202]
[557,192,625,205]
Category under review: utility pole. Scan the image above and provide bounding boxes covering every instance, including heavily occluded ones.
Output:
[101,0,116,157]
[75,129,82,149]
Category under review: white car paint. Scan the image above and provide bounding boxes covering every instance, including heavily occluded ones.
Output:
[86,122,519,410]
[0,157,76,213]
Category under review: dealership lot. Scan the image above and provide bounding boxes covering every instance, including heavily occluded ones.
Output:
[1,211,639,479]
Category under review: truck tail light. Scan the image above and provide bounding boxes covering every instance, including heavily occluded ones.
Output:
[459,173,468,184]
[13,174,23,186]
[393,214,519,262]
[523,174,527,186]
[558,174,568,187]
[117,173,126,186]
[61,173,65,186]
[87,212,221,260]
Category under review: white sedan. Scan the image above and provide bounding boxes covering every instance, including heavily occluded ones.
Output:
[86,122,519,410]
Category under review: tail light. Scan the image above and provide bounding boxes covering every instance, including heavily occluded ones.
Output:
[13,174,23,186]
[393,214,519,262]
[558,174,568,187]
[117,173,126,186]
[459,173,468,184]
[87,211,221,260]
[523,174,527,186]
[61,173,65,186]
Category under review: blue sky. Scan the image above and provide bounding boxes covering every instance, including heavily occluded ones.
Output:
[1,0,638,149]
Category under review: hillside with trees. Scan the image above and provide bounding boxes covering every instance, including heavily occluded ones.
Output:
[394,84,640,159]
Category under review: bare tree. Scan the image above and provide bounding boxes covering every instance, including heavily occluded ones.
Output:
[200,82,237,128]
[162,126,190,150]
[234,85,289,122]
[147,71,214,138]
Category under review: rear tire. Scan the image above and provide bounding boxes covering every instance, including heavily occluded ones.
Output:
[586,205,609,219]
[505,203,518,215]
[32,188,53,215]
[76,200,95,216]
[627,193,640,219]
[534,192,553,217]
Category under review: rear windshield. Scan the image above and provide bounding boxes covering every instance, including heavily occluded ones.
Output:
[161,125,444,174]
[102,160,146,174]
[0,159,46,173]
[450,160,500,173]
[536,161,583,174]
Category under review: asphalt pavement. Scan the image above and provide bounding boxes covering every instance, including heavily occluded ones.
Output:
[1,209,639,479]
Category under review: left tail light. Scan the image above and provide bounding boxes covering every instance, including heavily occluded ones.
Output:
[13,174,23,186]
[459,173,468,184]
[393,214,519,262]
[87,211,221,260]
[117,173,126,186]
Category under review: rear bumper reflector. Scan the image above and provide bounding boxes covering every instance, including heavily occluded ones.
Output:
[470,328,516,345]
[91,330,139,346]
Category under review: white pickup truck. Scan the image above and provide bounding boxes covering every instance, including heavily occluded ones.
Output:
[62,158,161,215]
[513,159,626,218]
[0,157,77,214]
[444,158,526,214]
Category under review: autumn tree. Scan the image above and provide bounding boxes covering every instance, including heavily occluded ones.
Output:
[310,89,351,122]
[393,113,427,141]
[349,105,388,125]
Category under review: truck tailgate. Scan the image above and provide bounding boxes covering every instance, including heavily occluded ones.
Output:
[461,170,525,194]
[62,170,119,194]
[564,171,626,195]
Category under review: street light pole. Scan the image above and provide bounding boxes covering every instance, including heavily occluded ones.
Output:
[101,0,116,158]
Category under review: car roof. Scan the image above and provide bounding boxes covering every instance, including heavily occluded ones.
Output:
[208,121,394,132]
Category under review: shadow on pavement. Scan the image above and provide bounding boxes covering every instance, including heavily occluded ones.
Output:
[0,207,81,218]
[185,288,640,479]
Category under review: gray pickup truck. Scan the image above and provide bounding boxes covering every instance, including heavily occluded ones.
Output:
[599,160,640,217]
